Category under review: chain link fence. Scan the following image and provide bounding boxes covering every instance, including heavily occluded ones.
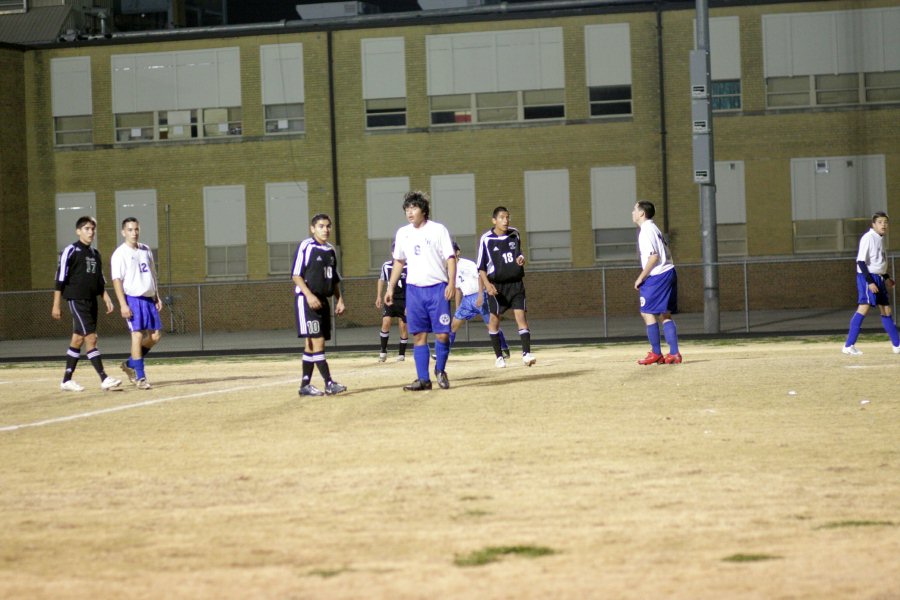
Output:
[2,255,897,360]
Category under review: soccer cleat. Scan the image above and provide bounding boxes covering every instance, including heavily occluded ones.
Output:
[299,384,325,397]
[893,345,900,355]
[495,356,507,369]
[325,380,347,395]
[120,360,137,383]
[403,378,432,392]
[522,352,536,367]
[135,378,152,390]
[664,352,683,365]
[378,352,387,363]
[638,351,665,365]
[396,355,405,362]
[841,345,863,356]
[100,376,122,390]
[60,380,85,392]
[436,371,450,389]
[502,347,511,359]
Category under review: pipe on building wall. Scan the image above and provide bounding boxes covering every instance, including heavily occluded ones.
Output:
[655,1,670,233]
[327,29,341,248]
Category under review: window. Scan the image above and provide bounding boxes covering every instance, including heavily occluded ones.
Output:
[51,57,92,146]
[203,185,247,277]
[362,37,407,129]
[591,166,637,262]
[714,161,747,257]
[431,174,477,257]
[266,182,309,274]
[261,44,304,135]
[712,80,742,111]
[0,1,26,15]
[763,8,900,109]
[112,49,241,142]
[55,193,97,254]
[791,155,887,253]
[427,28,564,126]
[524,169,571,264]
[697,17,742,112]
[585,23,632,118]
[366,177,411,270]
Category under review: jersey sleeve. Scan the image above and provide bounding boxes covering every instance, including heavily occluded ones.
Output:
[292,239,309,278]
[109,247,126,281]
[439,224,454,259]
[55,245,74,291]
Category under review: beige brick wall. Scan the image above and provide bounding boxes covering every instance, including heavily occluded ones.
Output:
[0,46,30,290]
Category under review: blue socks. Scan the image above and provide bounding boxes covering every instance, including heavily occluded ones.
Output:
[881,316,900,347]
[846,312,865,346]
[413,345,430,381]
[646,323,661,354]
[663,320,679,355]
[434,339,450,374]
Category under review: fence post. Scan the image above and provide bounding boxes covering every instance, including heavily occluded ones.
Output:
[601,267,608,338]
[198,284,204,352]
[743,259,750,333]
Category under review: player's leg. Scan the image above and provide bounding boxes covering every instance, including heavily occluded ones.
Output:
[432,285,452,388]
[480,298,509,359]
[60,327,85,391]
[379,314,392,361]
[487,312,505,360]
[403,286,433,390]
[397,316,408,360]
[660,313,682,364]
[844,274,873,354]
[875,287,899,350]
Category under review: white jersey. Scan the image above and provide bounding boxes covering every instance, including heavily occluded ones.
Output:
[856,228,887,275]
[455,257,480,297]
[392,219,454,287]
[110,242,157,297]
[638,219,675,276]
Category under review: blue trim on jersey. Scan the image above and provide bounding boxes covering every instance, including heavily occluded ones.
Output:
[406,283,451,335]
[639,269,678,315]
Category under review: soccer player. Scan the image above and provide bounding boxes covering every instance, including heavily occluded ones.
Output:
[375,242,408,362]
[632,200,681,365]
[450,241,510,366]
[842,211,900,356]
[293,213,347,396]
[384,191,456,391]
[477,206,536,367]
[110,217,162,389]
[51,216,122,392]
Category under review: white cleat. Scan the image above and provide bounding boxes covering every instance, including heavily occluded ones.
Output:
[60,380,85,392]
[893,345,900,354]
[495,356,507,368]
[135,378,152,390]
[522,352,537,367]
[842,345,863,356]
[378,352,387,363]
[396,355,405,362]
[100,376,122,390]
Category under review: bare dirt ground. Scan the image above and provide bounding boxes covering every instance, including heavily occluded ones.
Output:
[1,338,898,599]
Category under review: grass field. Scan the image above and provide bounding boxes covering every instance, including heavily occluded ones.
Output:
[1,338,898,599]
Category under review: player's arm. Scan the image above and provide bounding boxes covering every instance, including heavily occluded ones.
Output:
[479,269,497,296]
[857,260,879,293]
[514,230,526,266]
[51,290,63,320]
[333,282,345,316]
[376,278,385,309]
[293,274,322,310]
[101,290,115,314]
[634,253,660,290]
[444,256,457,301]
[113,278,132,319]
[51,248,72,320]
[385,259,405,305]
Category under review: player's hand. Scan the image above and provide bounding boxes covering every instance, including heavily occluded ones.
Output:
[634,277,644,290]
[887,278,896,289]
[335,298,346,316]
[104,298,115,314]
[51,306,61,320]
[484,283,497,296]
[375,297,383,309]
[120,306,133,320]
[155,298,163,312]
[384,290,393,306]
[444,284,456,301]
[516,255,526,266]
[869,282,879,293]
[475,295,483,308]
[305,293,322,310]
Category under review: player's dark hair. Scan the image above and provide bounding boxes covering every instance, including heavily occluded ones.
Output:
[492,206,509,219]
[402,191,430,220]
[75,216,96,230]
[872,211,889,223]
[310,213,331,226]
[121,216,139,229]
[636,201,656,220]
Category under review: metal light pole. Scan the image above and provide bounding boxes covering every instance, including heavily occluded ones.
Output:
[691,0,720,333]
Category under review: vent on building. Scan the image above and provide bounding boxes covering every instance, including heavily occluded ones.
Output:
[419,0,493,9]
[295,1,379,19]
[0,0,26,16]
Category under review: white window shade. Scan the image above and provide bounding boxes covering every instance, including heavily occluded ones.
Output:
[115,189,159,249]
[261,43,305,104]
[590,166,637,230]
[585,23,632,86]
[203,185,247,246]
[694,17,741,80]
[362,37,406,100]
[51,57,92,117]
[791,155,886,220]
[764,8,900,77]
[55,193,96,253]
[366,177,410,239]
[525,170,570,233]
[112,48,241,113]
[431,174,476,236]
[713,161,746,224]
[426,27,563,95]
[266,182,309,244]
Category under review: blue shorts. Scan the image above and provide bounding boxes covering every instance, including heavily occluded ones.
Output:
[125,295,162,332]
[406,283,451,335]
[454,292,490,325]
[639,269,678,315]
[856,273,890,306]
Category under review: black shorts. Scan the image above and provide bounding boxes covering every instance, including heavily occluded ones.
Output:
[295,293,332,340]
[486,280,527,316]
[382,299,406,322]
[68,298,99,335]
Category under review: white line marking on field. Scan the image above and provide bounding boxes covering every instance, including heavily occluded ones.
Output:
[0,378,55,385]
[0,378,298,433]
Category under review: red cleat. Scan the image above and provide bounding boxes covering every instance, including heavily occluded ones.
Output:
[664,352,683,364]
[638,351,665,365]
